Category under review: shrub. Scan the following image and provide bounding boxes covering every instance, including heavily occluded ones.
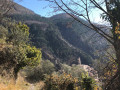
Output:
[24,45,42,67]
[59,64,99,90]
[0,22,42,79]
[45,73,80,90]
[80,73,98,90]
[7,22,29,45]
[0,25,8,39]
[41,60,55,75]
[81,77,95,90]
[24,60,55,83]
[60,64,87,80]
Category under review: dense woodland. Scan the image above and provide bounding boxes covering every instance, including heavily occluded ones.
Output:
[0,0,119,90]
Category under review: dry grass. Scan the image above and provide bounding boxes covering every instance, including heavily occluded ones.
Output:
[0,73,45,90]
[0,75,29,90]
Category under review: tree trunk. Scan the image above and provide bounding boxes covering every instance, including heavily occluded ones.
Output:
[106,40,120,90]
[115,42,120,90]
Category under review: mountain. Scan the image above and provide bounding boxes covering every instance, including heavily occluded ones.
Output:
[50,13,72,19]
[51,14,93,53]
[9,3,35,15]
[9,3,107,65]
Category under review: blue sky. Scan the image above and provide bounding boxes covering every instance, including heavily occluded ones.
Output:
[14,0,55,17]
[14,0,103,23]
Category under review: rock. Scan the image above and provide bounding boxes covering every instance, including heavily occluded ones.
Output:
[81,64,99,81]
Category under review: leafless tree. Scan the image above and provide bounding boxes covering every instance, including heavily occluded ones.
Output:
[41,0,120,89]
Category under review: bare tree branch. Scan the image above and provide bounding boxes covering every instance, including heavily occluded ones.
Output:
[52,0,114,44]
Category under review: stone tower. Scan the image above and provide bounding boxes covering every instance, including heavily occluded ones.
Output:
[78,57,81,65]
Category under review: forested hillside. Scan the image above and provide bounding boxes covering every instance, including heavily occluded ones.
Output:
[0,1,113,90]
[1,0,120,89]
[9,4,104,65]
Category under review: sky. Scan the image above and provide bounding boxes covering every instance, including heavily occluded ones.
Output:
[14,0,103,23]
[14,0,55,17]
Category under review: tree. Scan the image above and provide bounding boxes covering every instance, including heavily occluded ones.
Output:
[0,21,42,79]
[7,22,30,45]
[42,0,120,89]
[0,0,42,80]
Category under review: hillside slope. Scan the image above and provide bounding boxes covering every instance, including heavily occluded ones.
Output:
[9,3,107,65]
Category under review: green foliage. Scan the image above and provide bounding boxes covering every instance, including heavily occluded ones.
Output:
[58,64,98,90]
[81,76,95,90]
[6,22,42,68]
[0,25,8,39]
[0,25,8,44]
[60,64,87,80]
[23,60,55,83]
[45,73,79,90]
[60,64,72,73]
[16,22,29,36]
[0,20,42,78]
[0,47,20,76]
[10,13,94,65]
[41,60,55,75]
[24,45,42,67]
[0,43,42,79]
[7,22,29,45]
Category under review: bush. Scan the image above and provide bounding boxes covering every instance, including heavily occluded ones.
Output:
[7,22,29,45]
[60,64,87,80]
[81,77,95,90]
[41,60,55,75]
[24,60,55,83]
[0,47,19,77]
[0,22,42,79]
[59,64,99,90]
[24,45,42,67]
[45,73,80,90]
[0,25,8,39]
